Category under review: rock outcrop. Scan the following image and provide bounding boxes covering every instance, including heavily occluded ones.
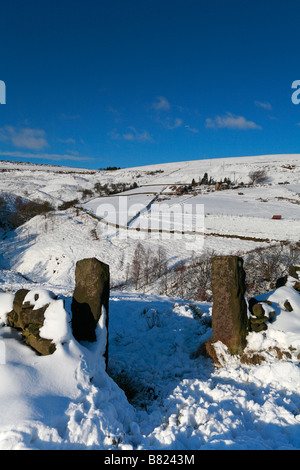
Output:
[7,289,57,355]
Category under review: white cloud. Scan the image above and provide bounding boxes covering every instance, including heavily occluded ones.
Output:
[107,106,122,123]
[108,129,121,140]
[122,126,152,142]
[58,138,76,144]
[151,96,171,111]
[165,118,183,130]
[0,126,49,150]
[205,113,262,130]
[185,125,199,134]
[254,100,272,111]
[109,127,152,143]
[151,96,187,131]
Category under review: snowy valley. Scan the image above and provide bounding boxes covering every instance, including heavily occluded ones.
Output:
[0,153,300,450]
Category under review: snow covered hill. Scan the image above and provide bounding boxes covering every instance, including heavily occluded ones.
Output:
[118,153,300,186]
[0,154,299,205]
[0,281,300,450]
[0,154,299,450]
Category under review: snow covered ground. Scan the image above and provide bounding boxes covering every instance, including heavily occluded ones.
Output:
[1,153,299,206]
[0,282,300,450]
[0,154,299,450]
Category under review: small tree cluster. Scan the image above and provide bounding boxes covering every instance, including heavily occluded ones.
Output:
[130,242,299,301]
[81,188,94,199]
[93,181,138,197]
[58,198,79,210]
[0,196,8,229]
[221,177,232,185]
[243,242,300,296]
[248,168,268,185]
[200,172,210,185]
[130,243,168,291]
[98,166,121,171]
[198,172,216,186]
[5,197,54,229]
[168,251,215,301]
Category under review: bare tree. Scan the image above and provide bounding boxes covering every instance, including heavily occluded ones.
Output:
[142,247,153,289]
[0,196,8,229]
[172,261,186,298]
[129,244,169,291]
[244,242,300,295]
[248,168,268,184]
[192,252,214,301]
[131,243,145,289]
[151,246,168,280]
[166,250,215,301]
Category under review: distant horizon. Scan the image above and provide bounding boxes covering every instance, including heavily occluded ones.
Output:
[1,152,299,172]
[1,1,300,169]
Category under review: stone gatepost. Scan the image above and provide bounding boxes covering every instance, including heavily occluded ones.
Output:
[210,255,248,356]
[71,258,110,366]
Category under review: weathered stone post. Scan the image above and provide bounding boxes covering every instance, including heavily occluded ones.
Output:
[71,258,110,366]
[209,255,248,356]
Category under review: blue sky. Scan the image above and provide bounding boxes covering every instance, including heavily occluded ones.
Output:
[1,0,300,169]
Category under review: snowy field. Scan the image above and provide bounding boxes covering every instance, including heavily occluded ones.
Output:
[0,154,299,450]
[125,185,300,242]
[83,193,159,226]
